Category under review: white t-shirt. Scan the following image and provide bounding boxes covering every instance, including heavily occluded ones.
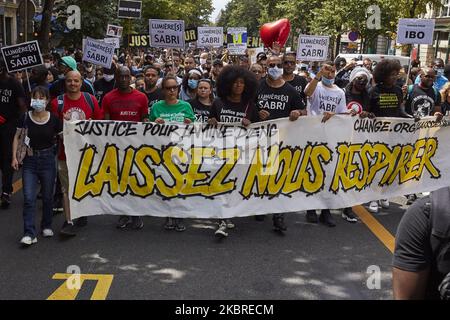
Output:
[307,82,347,115]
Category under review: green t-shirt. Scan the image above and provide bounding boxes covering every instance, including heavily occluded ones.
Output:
[148,100,195,123]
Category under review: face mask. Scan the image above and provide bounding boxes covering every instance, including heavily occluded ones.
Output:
[322,77,335,87]
[267,67,283,80]
[58,74,65,80]
[44,63,51,69]
[30,99,47,112]
[188,79,199,89]
[103,74,114,82]
[200,58,207,65]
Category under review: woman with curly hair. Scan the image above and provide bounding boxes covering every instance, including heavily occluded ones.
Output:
[208,65,259,238]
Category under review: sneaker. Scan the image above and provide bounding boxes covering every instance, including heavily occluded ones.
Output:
[319,211,336,227]
[42,229,54,237]
[75,216,88,227]
[130,216,144,230]
[273,216,287,231]
[379,199,389,209]
[174,219,186,232]
[60,221,77,237]
[1,192,11,209]
[406,194,417,205]
[20,236,37,246]
[225,219,235,229]
[254,215,266,221]
[341,208,358,223]
[116,216,131,229]
[368,201,379,213]
[164,217,175,230]
[53,198,63,215]
[215,221,228,238]
[306,211,319,223]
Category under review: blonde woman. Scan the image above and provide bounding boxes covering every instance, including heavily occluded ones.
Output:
[441,83,450,116]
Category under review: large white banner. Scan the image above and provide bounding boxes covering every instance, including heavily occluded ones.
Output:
[65,116,450,219]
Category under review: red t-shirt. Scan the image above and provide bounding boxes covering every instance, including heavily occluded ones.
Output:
[51,93,103,160]
[101,88,148,121]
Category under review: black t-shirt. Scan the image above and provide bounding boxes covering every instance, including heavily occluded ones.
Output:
[18,112,62,150]
[49,78,95,99]
[442,101,450,116]
[94,78,115,107]
[256,81,305,120]
[368,84,404,117]
[345,85,370,111]
[142,88,163,114]
[209,98,259,123]
[286,74,308,106]
[0,76,26,123]
[393,196,447,300]
[188,98,211,123]
[405,84,441,118]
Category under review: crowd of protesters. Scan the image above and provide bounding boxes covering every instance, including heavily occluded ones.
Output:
[0,43,449,245]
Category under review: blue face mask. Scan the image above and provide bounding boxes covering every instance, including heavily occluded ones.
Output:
[188,79,199,89]
[30,99,47,112]
[322,77,335,87]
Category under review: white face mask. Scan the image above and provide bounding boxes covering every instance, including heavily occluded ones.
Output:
[103,74,114,82]
[44,63,51,69]
[200,58,207,65]
[30,99,47,112]
[267,66,283,80]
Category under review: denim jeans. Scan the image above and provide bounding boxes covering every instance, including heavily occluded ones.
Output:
[22,146,57,237]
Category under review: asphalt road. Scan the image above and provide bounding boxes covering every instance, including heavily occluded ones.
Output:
[0,177,407,300]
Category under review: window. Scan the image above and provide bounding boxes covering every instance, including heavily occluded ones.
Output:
[440,0,450,17]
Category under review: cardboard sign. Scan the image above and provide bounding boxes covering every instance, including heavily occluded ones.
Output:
[197,27,223,48]
[103,37,120,49]
[1,40,43,73]
[82,37,115,68]
[106,24,123,38]
[396,19,435,45]
[297,35,329,61]
[117,0,142,19]
[149,19,185,49]
[227,27,247,55]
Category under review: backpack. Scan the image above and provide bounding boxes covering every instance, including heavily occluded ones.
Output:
[429,187,450,299]
[57,92,95,115]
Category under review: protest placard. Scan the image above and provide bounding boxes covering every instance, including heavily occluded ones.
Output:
[106,24,123,38]
[82,37,115,68]
[396,18,435,45]
[117,0,142,19]
[297,35,329,61]
[149,19,185,49]
[227,27,247,55]
[197,27,223,48]
[0,40,43,73]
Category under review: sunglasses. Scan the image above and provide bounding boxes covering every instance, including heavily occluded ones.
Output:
[164,86,178,91]
[283,61,295,65]
[269,63,283,68]
[424,75,436,79]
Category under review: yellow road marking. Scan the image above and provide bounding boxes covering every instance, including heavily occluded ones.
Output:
[353,205,395,253]
[12,179,22,194]
[47,273,114,300]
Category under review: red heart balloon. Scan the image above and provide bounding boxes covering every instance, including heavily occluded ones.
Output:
[259,19,291,49]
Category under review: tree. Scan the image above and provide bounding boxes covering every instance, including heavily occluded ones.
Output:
[38,0,55,54]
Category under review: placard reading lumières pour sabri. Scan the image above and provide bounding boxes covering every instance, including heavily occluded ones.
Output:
[149,19,185,49]
[197,27,223,48]
[0,40,43,73]
[297,35,329,61]
[82,38,115,68]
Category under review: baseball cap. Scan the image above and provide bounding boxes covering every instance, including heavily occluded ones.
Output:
[257,52,267,61]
